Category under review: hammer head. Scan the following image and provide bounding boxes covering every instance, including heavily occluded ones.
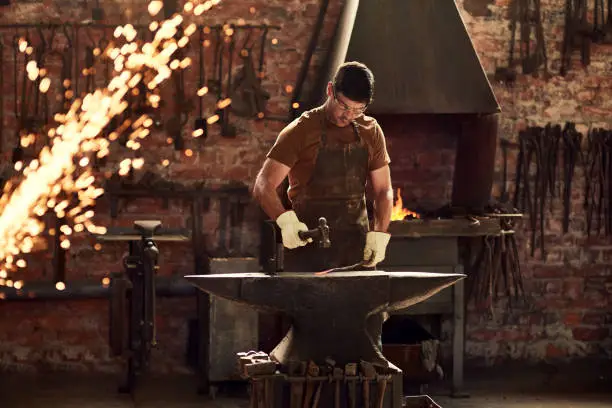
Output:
[317,217,331,248]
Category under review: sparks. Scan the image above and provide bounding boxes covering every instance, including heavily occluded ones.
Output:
[0,0,225,286]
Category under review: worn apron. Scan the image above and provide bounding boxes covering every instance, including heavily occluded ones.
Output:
[284,118,369,271]
[283,116,385,349]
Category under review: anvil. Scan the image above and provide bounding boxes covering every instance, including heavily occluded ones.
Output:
[185,271,464,371]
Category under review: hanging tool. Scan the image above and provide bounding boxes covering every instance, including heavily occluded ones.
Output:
[194,25,209,147]
[83,31,96,95]
[167,30,192,151]
[11,31,28,164]
[74,25,81,98]
[467,205,525,309]
[257,25,268,87]
[229,28,270,118]
[561,122,582,233]
[513,125,562,258]
[498,0,548,78]
[560,0,593,75]
[499,139,511,202]
[592,0,607,42]
[60,25,75,111]
[209,27,226,134]
[290,1,329,117]
[93,33,112,169]
[220,25,237,137]
[40,26,59,129]
[547,124,562,210]
[582,128,601,236]
[0,35,4,153]
[25,26,56,136]
[494,0,519,83]
[603,0,612,43]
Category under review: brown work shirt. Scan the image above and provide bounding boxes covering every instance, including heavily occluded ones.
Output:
[267,106,391,201]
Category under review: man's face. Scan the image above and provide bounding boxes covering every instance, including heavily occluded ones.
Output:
[326,82,368,127]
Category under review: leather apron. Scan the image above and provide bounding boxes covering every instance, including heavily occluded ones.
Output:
[283,116,384,350]
[284,118,369,272]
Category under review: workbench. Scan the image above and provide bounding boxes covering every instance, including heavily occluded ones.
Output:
[379,217,502,397]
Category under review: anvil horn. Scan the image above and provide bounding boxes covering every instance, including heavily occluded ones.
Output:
[387,271,465,312]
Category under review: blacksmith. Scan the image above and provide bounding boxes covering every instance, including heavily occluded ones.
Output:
[253,61,393,273]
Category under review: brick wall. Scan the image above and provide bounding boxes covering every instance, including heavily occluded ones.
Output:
[0,0,610,373]
[375,114,457,211]
[459,0,612,364]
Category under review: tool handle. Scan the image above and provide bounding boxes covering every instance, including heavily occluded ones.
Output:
[298,228,320,241]
[298,217,330,247]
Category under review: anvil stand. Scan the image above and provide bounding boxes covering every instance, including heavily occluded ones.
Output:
[185,270,464,408]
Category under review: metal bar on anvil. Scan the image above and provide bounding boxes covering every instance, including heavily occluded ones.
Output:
[387,218,502,238]
[0,277,196,301]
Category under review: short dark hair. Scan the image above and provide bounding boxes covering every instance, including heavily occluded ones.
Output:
[332,61,375,104]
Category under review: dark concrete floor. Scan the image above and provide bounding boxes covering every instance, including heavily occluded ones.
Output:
[1,361,611,407]
[433,360,612,408]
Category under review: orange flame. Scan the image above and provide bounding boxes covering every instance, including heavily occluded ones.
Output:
[390,188,420,221]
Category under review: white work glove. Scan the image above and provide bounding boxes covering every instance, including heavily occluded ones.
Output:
[275,210,312,249]
[363,231,391,267]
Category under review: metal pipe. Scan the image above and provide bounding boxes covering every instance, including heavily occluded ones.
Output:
[0,277,196,301]
[307,0,360,107]
[289,0,331,119]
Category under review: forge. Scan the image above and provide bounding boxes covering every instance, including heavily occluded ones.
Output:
[186,270,464,407]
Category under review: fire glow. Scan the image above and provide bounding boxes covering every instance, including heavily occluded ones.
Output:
[390,188,420,221]
[0,0,227,287]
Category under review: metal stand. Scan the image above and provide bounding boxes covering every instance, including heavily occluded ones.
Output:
[106,220,190,393]
[380,236,467,397]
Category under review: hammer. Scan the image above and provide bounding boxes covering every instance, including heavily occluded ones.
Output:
[298,217,331,248]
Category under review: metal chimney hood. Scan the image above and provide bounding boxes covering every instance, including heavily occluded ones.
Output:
[344,0,501,114]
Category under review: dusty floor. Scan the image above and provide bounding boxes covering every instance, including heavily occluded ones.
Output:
[0,361,611,407]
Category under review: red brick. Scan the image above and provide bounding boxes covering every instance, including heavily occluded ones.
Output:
[500,329,532,341]
[546,343,567,359]
[468,329,499,342]
[563,279,584,300]
[534,297,569,309]
[580,265,612,277]
[582,312,607,325]
[563,312,582,326]
[572,327,609,342]
[544,280,563,295]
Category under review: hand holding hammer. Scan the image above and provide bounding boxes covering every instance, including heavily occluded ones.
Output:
[298,217,331,248]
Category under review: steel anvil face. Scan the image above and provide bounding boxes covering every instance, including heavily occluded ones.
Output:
[185,271,464,370]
